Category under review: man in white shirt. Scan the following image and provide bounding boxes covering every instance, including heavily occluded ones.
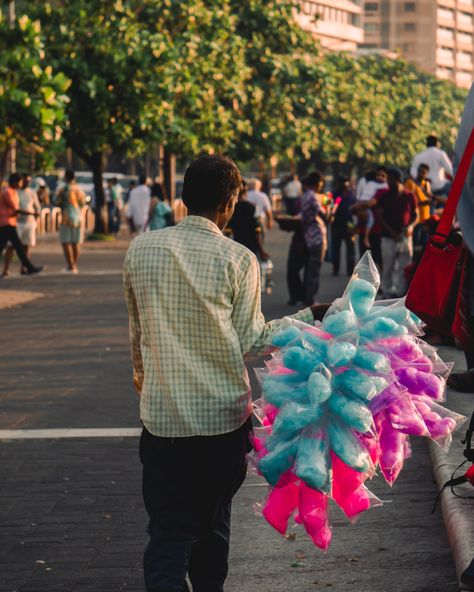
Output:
[126,175,151,233]
[282,174,302,215]
[410,135,453,201]
[246,178,273,232]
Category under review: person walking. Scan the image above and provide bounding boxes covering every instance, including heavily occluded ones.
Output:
[2,174,42,275]
[56,170,86,274]
[126,175,151,234]
[300,171,327,305]
[282,173,302,215]
[331,175,356,277]
[410,134,453,205]
[377,168,418,298]
[246,178,273,236]
[123,154,327,592]
[0,173,43,277]
[147,181,173,231]
[105,178,120,234]
[228,181,269,260]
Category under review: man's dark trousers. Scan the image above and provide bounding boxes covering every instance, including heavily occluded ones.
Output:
[140,419,252,592]
[0,225,35,271]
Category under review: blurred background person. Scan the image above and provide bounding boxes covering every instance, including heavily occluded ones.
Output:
[126,175,150,234]
[410,134,453,207]
[2,174,41,275]
[282,173,302,215]
[330,175,356,277]
[246,178,273,239]
[147,180,173,231]
[56,170,86,273]
[0,173,43,277]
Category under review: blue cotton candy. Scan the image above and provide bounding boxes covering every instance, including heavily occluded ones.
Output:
[360,317,408,340]
[263,376,308,408]
[335,369,378,402]
[348,278,377,317]
[307,372,332,406]
[322,310,358,336]
[295,437,332,493]
[326,341,357,367]
[328,392,372,433]
[282,346,322,376]
[271,326,302,348]
[258,437,300,486]
[301,332,327,358]
[272,401,323,439]
[372,376,389,394]
[353,350,390,373]
[327,420,371,473]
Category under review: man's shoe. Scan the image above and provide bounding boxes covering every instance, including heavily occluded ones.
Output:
[25,265,44,275]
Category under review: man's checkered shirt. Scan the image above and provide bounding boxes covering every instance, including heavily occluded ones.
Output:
[123,215,313,437]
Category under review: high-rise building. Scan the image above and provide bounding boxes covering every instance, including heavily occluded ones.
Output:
[362,0,474,88]
[296,1,364,52]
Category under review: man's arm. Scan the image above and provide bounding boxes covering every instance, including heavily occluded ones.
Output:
[440,150,453,178]
[123,251,144,394]
[410,155,420,180]
[232,255,314,354]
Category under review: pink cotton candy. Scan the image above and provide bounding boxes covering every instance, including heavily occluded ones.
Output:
[263,482,299,535]
[376,412,406,486]
[378,338,424,364]
[275,470,299,488]
[335,485,372,520]
[299,482,332,551]
[263,405,279,426]
[412,355,434,373]
[332,453,366,500]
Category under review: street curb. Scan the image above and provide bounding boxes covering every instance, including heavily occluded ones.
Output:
[430,440,474,590]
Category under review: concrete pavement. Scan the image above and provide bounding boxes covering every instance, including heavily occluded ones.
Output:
[0,227,467,591]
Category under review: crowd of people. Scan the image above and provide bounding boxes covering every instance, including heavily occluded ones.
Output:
[224,132,453,308]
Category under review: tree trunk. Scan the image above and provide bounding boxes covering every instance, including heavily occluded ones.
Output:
[163,147,176,204]
[0,145,9,180]
[90,152,106,234]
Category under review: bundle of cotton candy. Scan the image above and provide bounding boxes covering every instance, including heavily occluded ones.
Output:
[252,252,465,550]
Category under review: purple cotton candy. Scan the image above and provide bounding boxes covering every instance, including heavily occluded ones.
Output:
[375,412,406,486]
[395,367,444,401]
[387,395,428,437]
[378,338,424,363]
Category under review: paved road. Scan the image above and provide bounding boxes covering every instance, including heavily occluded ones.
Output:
[0,228,459,592]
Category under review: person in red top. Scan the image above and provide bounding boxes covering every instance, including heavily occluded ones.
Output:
[0,173,43,276]
[376,167,418,297]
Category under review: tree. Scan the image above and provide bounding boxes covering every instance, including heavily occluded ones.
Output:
[29,0,248,231]
[0,11,69,178]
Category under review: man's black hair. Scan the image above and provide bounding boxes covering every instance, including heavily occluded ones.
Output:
[182,155,242,213]
[138,174,147,185]
[303,171,323,189]
[65,169,75,183]
[427,135,439,147]
[376,165,389,174]
[418,162,430,171]
[387,167,403,183]
[9,173,21,186]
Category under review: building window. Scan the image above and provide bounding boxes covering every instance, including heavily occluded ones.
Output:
[404,2,415,12]
[404,23,416,32]
[364,22,379,33]
[365,2,379,11]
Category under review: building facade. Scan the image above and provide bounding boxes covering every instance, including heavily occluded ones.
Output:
[362,0,474,88]
[296,0,364,52]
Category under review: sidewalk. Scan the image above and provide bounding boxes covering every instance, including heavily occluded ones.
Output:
[431,346,474,591]
[0,227,465,591]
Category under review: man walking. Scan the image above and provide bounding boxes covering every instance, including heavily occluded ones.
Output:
[377,168,418,298]
[124,155,326,592]
[410,134,453,204]
[0,173,43,276]
[126,175,151,233]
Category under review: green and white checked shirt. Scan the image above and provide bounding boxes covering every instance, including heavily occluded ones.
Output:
[123,215,313,437]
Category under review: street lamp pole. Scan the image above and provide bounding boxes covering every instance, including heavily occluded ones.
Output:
[8,0,16,174]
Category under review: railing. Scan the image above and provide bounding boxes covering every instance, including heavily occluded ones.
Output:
[37,205,96,234]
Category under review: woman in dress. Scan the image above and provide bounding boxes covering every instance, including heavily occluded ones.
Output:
[148,182,173,231]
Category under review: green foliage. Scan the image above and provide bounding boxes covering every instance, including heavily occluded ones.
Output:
[0,12,69,166]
